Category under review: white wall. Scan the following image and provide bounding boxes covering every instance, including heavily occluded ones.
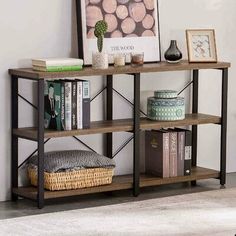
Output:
[0,0,235,201]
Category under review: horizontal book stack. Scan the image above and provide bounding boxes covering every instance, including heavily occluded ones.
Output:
[145,129,192,178]
[44,79,90,131]
[32,58,84,72]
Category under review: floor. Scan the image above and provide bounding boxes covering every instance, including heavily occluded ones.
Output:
[0,172,235,220]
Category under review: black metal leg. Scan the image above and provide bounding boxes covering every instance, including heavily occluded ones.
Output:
[133,73,140,197]
[220,69,228,186]
[11,76,18,201]
[191,70,199,186]
[106,75,113,159]
[37,80,45,209]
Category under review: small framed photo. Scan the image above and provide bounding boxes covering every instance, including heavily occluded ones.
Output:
[186,29,217,63]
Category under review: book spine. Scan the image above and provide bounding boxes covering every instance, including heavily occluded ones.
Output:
[54,82,62,131]
[32,59,84,67]
[163,133,170,178]
[61,83,65,130]
[169,132,178,177]
[145,131,167,178]
[82,81,90,128]
[177,131,185,176]
[64,82,72,131]
[77,81,83,129]
[47,65,82,72]
[71,82,77,129]
[184,130,192,176]
[44,81,50,129]
[33,65,83,72]
[44,81,62,130]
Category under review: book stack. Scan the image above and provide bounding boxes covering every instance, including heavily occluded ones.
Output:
[44,79,90,131]
[145,129,192,178]
[32,58,84,72]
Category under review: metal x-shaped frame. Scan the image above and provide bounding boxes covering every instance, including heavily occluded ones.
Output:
[17,77,193,169]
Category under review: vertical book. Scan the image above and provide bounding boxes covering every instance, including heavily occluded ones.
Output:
[44,81,62,131]
[145,130,170,178]
[169,131,178,177]
[82,80,90,129]
[184,130,192,176]
[175,129,185,176]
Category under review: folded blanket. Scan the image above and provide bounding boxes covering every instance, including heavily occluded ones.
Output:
[28,150,115,173]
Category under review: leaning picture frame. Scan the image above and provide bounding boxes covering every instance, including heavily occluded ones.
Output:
[76,0,161,65]
[186,29,218,63]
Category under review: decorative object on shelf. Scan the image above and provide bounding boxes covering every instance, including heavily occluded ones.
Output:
[154,90,178,99]
[76,0,161,65]
[28,150,116,191]
[32,58,84,72]
[114,54,126,67]
[164,40,182,63]
[186,29,217,63]
[131,52,144,66]
[147,90,185,121]
[92,20,109,69]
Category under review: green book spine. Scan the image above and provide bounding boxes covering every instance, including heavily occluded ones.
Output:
[46,65,82,72]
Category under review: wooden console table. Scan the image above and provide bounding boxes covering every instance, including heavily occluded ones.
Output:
[9,61,230,208]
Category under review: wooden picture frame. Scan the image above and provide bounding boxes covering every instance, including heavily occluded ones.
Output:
[186,29,217,63]
[76,0,161,65]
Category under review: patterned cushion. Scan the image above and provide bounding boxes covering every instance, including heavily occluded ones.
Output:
[28,150,115,173]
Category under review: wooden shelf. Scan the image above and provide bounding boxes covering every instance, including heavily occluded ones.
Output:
[9,61,230,79]
[13,113,221,141]
[13,167,220,200]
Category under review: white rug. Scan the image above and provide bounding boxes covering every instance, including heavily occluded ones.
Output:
[1,188,236,236]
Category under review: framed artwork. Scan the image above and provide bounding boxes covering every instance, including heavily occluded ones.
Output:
[186,29,217,63]
[76,0,161,65]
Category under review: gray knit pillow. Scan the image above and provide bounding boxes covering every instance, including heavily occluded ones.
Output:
[28,150,115,173]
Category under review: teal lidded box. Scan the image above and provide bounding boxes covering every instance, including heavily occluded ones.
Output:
[147,90,185,121]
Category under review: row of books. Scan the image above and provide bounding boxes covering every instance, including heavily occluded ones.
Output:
[33,58,84,72]
[145,129,192,178]
[44,79,90,131]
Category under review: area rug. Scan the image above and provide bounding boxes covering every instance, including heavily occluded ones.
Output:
[0,188,236,236]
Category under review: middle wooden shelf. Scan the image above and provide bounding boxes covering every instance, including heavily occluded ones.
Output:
[13,113,221,141]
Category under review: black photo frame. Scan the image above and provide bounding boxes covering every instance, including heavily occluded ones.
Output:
[76,0,161,65]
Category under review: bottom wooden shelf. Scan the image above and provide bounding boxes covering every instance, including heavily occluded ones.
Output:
[13,167,220,200]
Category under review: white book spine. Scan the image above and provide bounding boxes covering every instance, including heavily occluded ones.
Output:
[32,58,84,67]
[77,81,83,129]
[64,82,72,130]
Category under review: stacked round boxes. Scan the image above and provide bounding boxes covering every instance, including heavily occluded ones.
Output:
[147,90,185,121]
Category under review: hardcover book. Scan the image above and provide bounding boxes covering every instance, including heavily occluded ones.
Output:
[145,130,170,178]
[175,129,185,176]
[33,65,83,72]
[75,79,91,129]
[44,81,62,131]
[184,130,192,176]
[71,81,77,130]
[82,80,90,129]
[32,58,84,67]
[64,81,72,131]
[169,131,178,177]
[61,82,65,130]
[77,81,83,129]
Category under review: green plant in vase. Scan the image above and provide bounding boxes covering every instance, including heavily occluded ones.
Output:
[92,20,109,69]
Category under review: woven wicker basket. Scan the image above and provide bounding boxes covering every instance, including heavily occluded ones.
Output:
[28,167,114,191]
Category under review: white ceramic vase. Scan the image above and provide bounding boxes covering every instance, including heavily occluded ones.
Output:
[92,52,109,69]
